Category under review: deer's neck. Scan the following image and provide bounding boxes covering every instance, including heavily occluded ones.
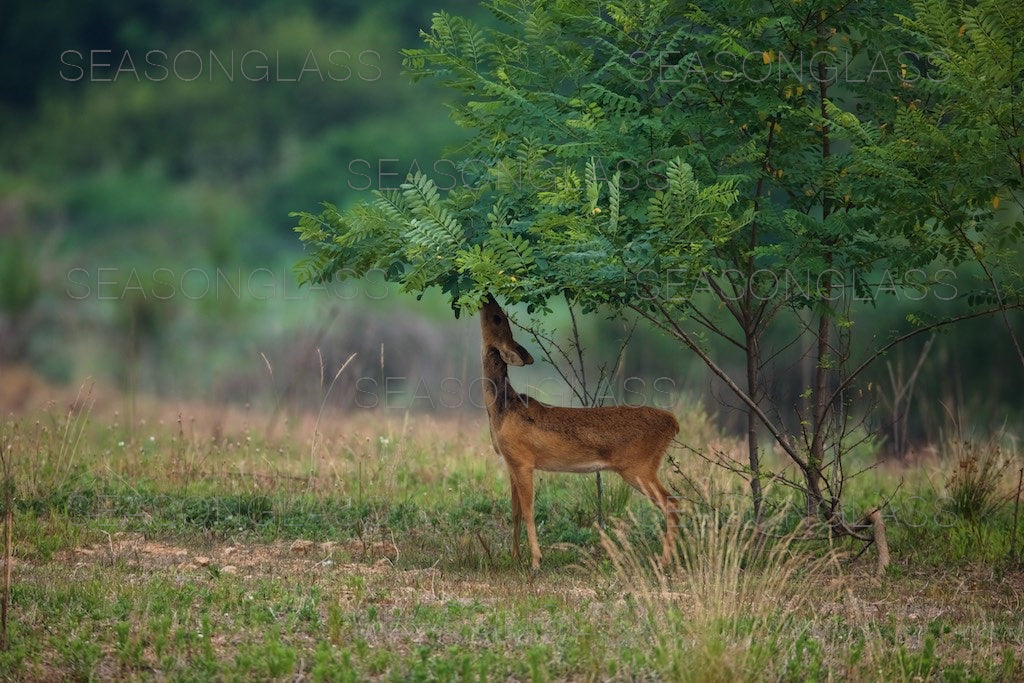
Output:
[482,348,516,416]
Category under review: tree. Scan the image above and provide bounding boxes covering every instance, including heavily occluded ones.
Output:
[295,0,1023,543]
[851,0,1024,370]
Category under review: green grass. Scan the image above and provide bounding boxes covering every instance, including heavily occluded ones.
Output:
[7,555,1019,682]
[0,404,1022,681]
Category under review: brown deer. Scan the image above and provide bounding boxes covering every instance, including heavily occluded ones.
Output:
[479,294,680,569]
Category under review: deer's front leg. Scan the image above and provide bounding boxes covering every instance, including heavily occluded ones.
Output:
[507,466,522,561]
[510,464,541,570]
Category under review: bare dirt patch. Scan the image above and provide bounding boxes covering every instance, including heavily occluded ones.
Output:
[64,533,391,577]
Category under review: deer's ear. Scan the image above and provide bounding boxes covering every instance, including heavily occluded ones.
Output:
[500,344,534,367]
[517,344,534,365]
[484,292,497,306]
[499,347,524,367]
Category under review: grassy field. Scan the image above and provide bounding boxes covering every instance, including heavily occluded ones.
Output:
[0,378,1022,681]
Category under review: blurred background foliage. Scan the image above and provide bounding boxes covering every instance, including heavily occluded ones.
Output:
[0,0,1021,448]
[0,0,486,403]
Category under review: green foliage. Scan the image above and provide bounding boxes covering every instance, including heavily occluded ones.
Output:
[58,635,103,681]
[296,0,958,318]
[296,0,1024,324]
[1,1,472,245]
[0,235,42,361]
[235,631,298,679]
[0,236,39,318]
[856,0,1024,298]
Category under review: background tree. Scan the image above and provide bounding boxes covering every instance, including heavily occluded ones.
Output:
[852,0,1024,370]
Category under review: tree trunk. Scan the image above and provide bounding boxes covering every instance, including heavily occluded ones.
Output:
[807,301,831,517]
[806,21,833,519]
[745,330,763,521]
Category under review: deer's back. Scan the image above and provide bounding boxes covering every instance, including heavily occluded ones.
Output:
[494,400,679,472]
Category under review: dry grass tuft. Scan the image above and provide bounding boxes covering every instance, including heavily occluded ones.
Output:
[598,507,841,681]
[944,435,1016,520]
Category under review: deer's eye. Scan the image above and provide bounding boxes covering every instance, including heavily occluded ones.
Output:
[492,314,503,324]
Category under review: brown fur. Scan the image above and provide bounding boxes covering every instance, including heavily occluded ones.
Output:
[480,295,680,569]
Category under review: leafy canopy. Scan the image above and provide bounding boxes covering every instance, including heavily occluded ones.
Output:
[295,0,1013,320]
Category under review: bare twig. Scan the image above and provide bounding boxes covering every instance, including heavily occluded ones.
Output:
[513,318,587,405]
[309,352,357,491]
[880,336,935,457]
[264,304,342,438]
[952,222,1024,374]
[819,302,1024,438]
[566,291,590,405]
[594,317,638,405]
[1011,467,1024,564]
[0,427,13,651]
[847,537,876,565]
[629,298,811,473]
[475,531,494,568]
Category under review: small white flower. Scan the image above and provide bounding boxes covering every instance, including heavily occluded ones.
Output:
[118,441,125,447]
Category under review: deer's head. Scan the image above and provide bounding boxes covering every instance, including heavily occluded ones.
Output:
[480,294,534,367]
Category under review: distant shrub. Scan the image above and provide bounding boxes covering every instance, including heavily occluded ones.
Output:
[0,235,41,360]
[0,236,38,318]
[945,438,1012,521]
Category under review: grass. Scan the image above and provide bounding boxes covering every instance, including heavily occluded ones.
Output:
[0,387,1022,680]
[945,435,1017,521]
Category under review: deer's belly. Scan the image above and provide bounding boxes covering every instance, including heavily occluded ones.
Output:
[538,459,608,474]
[498,420,613,473]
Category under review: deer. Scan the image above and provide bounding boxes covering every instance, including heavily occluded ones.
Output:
[479,294,680,570]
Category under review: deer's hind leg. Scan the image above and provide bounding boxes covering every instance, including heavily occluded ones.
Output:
[618,465,679,566]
